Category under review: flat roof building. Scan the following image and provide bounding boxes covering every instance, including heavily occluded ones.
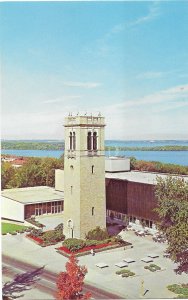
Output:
[2,164,188,230]
[106,170,188,185]
[105,157,130,173]
[2,186,64,222]
[106,170,188,231]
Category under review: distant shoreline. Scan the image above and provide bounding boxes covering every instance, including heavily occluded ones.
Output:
[1,141,188,151]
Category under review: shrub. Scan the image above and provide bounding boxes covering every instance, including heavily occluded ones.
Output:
[150,264,161,270]
[116,269,135,277]
[174,295,188,299]
[55,223,64,231]
[26,218,45,228]
[42,230,65,243]
[144,264,161,272]
[30,228,43,237]
[62,238,86,252]
[116,269,129,275]
[122,271,135,277]
[86,226,109,241]
[167,283,188,299]
[85,240,100,247]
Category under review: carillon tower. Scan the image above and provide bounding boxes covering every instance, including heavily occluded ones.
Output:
[63,114,106,239]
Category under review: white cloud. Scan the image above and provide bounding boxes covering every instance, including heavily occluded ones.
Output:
[94,2,161,58]
[107,2,160,38]
[130,2,160,27]
[93,84,188,139]
[113,84,188,110]
[63,81,101,89]
[42,95,82,104]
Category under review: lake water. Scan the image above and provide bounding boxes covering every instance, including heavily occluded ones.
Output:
[1,145,188,166]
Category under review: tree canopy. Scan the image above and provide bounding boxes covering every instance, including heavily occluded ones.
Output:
[155,176,188,274]
[1,162,16,189]
[130,157,188,175]
[56,254,91,300]
[1,156,64,189]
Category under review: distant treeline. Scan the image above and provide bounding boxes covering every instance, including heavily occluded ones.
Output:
[1,155,188,191]
[1,141,64,150]
[106,145,188,151]
[1,141,188,151]
[130,157,188,175]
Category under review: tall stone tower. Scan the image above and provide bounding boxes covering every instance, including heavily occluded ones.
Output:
[63,114,106,239]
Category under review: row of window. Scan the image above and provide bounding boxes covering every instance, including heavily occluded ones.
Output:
[129,216,153,228]
[34,201,63,216]
[69,131,98,151]
[106,209,154,228]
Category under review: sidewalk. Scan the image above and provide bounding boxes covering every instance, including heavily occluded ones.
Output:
[2,231,187,299]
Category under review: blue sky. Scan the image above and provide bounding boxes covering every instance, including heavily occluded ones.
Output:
[1,1,188,140]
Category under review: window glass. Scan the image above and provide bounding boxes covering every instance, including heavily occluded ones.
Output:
[87,132,92,150]
[93,132,97,150]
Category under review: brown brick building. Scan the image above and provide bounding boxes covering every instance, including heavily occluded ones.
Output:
[105,171,188,229]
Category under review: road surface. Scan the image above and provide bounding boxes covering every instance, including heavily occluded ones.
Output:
[2,255,124,299]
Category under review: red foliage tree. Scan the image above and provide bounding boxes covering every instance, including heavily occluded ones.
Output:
[56,254,91,300]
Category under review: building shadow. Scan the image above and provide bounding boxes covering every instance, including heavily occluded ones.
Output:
[107,224,123,236]
[2,266,45,299]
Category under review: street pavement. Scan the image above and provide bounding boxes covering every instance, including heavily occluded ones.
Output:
[2,230,187,299]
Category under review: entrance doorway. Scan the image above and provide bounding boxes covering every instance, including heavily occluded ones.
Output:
[35,207,43,216]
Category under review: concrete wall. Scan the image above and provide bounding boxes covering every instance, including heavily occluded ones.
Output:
[1,196,25,222]
[55,169,64,191]
[105,157,130,172]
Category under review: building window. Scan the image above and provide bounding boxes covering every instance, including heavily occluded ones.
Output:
[93,132,97,150]
[73,132,76,150]
[146,220,150,227]
[69,132,72,150]
[71,186,73,194]
[87,132,92,150]
[92,165,94,174]
[92,207,94,216]
[129,216,136,223]
[70,165,74,169]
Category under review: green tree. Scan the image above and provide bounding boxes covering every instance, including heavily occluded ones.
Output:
[40,157,64,187]
[155,176,188,274]
[130,157,137,170]
[15,156,64,188]
[1,162,16,189]
[16,158,43,187]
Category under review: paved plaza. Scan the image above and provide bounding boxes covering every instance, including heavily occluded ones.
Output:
[2,230,187,299]
[35,214,64,230]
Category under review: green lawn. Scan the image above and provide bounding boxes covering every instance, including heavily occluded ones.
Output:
[2,222,27,234]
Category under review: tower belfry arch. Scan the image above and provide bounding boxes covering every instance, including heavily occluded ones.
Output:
[63,114,106,239]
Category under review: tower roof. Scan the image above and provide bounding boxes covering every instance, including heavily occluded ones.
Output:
[64,114,105,127]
